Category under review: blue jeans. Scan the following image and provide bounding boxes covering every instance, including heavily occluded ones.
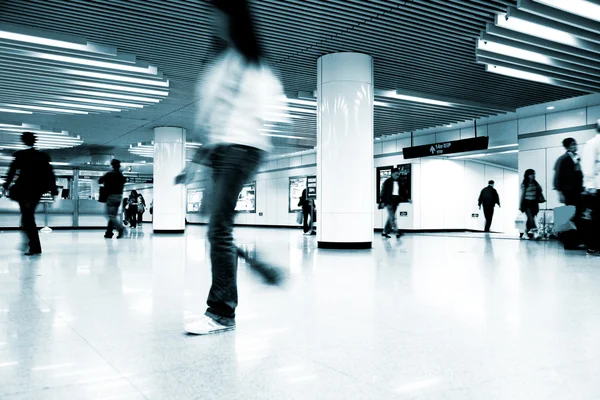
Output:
[205,145,264,326]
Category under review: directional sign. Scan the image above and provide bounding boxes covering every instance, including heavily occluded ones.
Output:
[403,137,489,159]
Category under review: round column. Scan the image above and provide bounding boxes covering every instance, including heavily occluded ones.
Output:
[153,126,186,233]
[316,52,374,249]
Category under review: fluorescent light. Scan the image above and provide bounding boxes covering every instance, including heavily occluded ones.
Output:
[260,133,311,140]
[0,107,32,114]
[547,106,555,110]
[37,101,121,112]
[477,39,551,65]
[70,81,168,96]
[70,90,161,103]
[373,100,389,107]
[534,0,600,22]
[30,50,155,74]
[0,104,88,114]
[267,105,316,114]
[58,96,144,108]
[485,64,553,84]
[446,125,453,128]
[489,144,518,150]
[375,137,381,141]
[496,13,580,47]
[0,31,89,51]
[50,162,70,166]
[378,90,452,107]
[60,68,169,87]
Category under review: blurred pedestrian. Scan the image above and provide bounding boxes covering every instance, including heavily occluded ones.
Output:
[3,132,57,256]
[185,0,287,336]
[99,159,126,239]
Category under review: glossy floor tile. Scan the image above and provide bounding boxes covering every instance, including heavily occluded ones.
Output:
[0,225,598,399]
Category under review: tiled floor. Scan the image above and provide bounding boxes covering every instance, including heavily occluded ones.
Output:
[0,225,599,399]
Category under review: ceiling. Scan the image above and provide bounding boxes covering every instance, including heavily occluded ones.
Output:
[0,0,586,163]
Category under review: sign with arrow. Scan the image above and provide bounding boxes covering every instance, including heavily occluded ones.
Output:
[403,136,489,159]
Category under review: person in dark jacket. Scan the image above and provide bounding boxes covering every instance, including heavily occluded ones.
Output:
[3,132,58,256]
[554,137,583,207]
[298,188,314,234]
[127,190,139,228]
[520,169,546,239]
[478,180,501,232]
[99,159,126,239]
[137,193,146,224]
[379,168,405,239]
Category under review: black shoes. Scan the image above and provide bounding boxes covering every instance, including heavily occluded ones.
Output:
[587,249,599,256]
[382,233,391,238]
[104,234,113,239]
[24,251,41,256]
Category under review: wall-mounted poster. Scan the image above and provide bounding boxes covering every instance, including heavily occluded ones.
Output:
[235,182,256,213]
[187,189,203,213]
[376,164,412,203]
[289,176,307,212]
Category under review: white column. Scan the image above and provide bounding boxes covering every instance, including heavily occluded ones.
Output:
[316,53,374,249]
[153,126,186,233]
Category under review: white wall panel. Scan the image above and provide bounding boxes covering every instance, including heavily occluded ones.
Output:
[420,159,445,229]
[436,130,460,143]
[277,158,290,170]
[382,140,396,154]
[502,170,520,236]
[289,156,302,167]
[546,108,586,130]
[488,120,517,147]
[442,160,466,229]
[588,105,600,124]
[301,153,317,165]
[518,115,545,135]
[464,162,485,231]
[397,137,411,151]
[374,142,383,155]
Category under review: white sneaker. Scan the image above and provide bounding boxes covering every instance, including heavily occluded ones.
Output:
[185,315,235,335]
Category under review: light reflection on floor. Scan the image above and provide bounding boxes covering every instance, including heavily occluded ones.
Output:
[0,225,599,399]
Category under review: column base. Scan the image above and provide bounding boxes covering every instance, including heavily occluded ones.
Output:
[317,241,371,250]
[153,229,185,234]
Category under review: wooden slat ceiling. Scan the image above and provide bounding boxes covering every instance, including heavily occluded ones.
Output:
[0,0,585,159]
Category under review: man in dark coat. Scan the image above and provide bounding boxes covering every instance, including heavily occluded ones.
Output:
[380,168,405,238]
[3,132,57,256]
[554,137,583,211]
[478,180,501,232]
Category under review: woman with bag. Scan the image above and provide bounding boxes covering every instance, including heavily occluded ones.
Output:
[520,169,546,239]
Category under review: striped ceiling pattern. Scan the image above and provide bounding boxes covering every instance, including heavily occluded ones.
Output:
[0,0,586,158]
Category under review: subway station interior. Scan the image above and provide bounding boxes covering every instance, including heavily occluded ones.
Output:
[1,0,600,399]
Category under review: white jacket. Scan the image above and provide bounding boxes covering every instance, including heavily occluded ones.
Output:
[197,49,288,153]
[582,133,600,190]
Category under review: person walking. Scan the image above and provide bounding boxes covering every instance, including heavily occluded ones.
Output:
[126,190,139,229]
[98,159,126,239]
[184,0,288,336]
[478,180,501,232]
[379,168,405,239]
[520,169,546,239]
[554,138,583,208]
[137,193,146,225]
[3,132,57,256]
[581,120,600,255]
[298,188,314,235]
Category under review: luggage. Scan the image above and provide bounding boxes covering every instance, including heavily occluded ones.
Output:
[554,205,582,250]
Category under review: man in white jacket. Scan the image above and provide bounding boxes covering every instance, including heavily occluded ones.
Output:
[581,119,600,255]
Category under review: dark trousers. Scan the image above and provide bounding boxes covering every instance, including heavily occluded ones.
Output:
[383,197,401,234]
[302,206,313,233]
[583,193,600,251]
[523,200,537,233]
[19,197,41,253]
[105,194,124,236]
[205,145,263,326]
[563,190,582,229]
[127,206,137,228]
[483,206,494,232]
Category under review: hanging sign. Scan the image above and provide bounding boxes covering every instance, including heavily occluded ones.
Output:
[403,137,489,159]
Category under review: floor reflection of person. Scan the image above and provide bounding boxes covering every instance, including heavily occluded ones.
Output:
[3,132,57,256]
[185,0,287,336]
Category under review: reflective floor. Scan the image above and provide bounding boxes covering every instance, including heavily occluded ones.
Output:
[0,225,599,399]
